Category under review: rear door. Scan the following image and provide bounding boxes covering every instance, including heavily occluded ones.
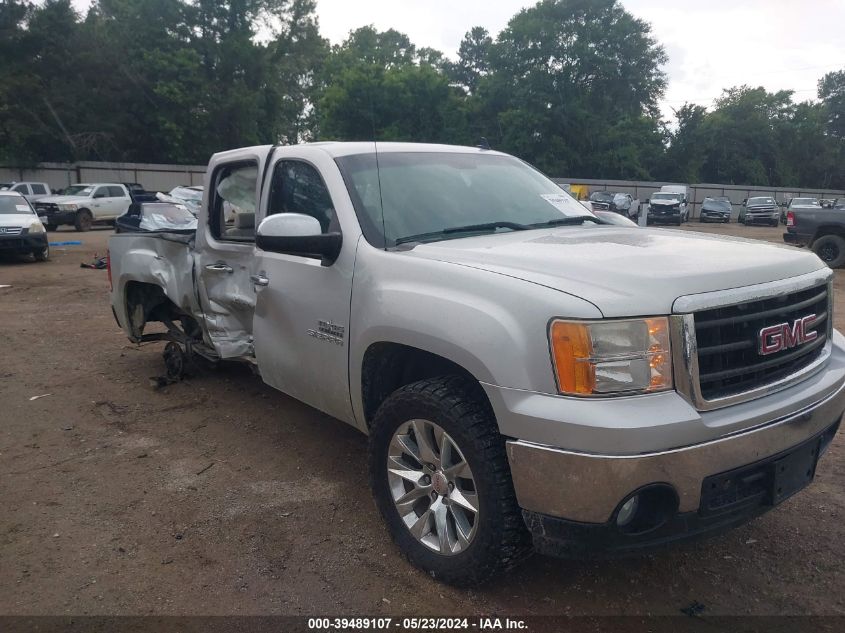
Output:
[107,186,132,217]
[30,183,48,202]
[89,186,113,219]
[11,184,30,201]
[195,147,272,358]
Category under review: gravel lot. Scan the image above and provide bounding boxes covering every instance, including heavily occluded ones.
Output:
[1,221,844,617]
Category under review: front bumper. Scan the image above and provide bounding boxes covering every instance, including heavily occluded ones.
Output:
[523,419,840,558]
[36,209,77,225]
[745,211,779,223]
[648,207,680,222]
[700,211,729,221]
[0,232,48,254]
[504,374,845,523]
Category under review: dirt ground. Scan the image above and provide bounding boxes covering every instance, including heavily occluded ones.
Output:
[1,221,844,617]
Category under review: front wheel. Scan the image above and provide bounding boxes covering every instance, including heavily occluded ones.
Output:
[32,244,49,262]
[74,209,93,232]
[368,375,530,586]
[812,235,845,268]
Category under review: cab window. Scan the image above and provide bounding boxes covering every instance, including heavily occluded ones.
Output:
[209,162,258,242]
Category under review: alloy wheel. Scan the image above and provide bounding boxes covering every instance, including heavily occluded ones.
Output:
[386,419,478,555]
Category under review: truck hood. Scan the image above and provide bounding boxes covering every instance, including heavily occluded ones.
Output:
[0,213,40,227]
[35,195,91,205]
[404,227,825,316]
[649,199,680,207]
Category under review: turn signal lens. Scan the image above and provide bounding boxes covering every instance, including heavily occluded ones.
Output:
[549,318,672,396]
[549,321,595,394]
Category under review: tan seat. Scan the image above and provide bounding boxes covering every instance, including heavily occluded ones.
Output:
[224,212,255,239]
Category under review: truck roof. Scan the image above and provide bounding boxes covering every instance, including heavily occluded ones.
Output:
[212,142,508,161]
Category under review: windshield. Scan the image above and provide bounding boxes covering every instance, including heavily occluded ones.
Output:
[748,197,775,205]
[0,196,34,214]
[792,198,820,206]
[63,185,93,196]
[589,191,614,202]
[651,193,679,201]
[703,198,731,210]
[336,152,595,246]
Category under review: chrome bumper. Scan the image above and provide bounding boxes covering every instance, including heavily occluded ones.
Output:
[506,378,845,523]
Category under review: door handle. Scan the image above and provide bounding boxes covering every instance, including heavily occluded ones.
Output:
[250,273,269,287]
[206,262,233,273]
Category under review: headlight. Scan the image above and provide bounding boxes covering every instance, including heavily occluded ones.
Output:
[58,203,78,211]
[549,318,672,395]
[29,221,45,233]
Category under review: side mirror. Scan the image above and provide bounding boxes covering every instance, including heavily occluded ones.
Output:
[645,199,650,204]
[256,213,342,265]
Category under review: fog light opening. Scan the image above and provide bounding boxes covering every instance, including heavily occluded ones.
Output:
[614,484,678,535]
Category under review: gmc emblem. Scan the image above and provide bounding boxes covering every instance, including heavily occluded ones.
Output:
[758,315,818,355]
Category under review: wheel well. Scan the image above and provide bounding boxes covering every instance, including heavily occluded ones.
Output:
[361,343,489,429]
[124,281,199,341]
[812,226,845,245]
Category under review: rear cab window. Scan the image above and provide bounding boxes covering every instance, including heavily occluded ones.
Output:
[209,162,258,242]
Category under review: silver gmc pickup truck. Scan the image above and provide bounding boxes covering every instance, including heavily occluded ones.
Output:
[108,142,845,585]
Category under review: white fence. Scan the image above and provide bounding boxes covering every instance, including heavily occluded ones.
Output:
[0,161,206,193]
[2,161,843,219]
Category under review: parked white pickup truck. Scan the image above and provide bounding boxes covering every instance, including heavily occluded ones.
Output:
[34,183,133,231]
[108,142,845,585]
[0,181,52,204]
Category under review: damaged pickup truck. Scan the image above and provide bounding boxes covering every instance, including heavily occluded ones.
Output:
[109,142,845,585]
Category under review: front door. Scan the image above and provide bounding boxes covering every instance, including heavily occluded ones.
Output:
[252,154,357,423]
[195,149,270,358]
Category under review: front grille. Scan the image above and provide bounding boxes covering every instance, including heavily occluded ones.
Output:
[35,203,58,213]
[0,226,23,235]
[693,284,829,400]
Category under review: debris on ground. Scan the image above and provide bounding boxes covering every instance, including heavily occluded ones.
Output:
[680,601,706,617]
[29,393,52,401]
[80,254,107,269]
[196,462,215,476]
[149,376,177,389]
[49,241,82,246]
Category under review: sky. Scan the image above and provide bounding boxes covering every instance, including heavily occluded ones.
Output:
[71,0,845,121]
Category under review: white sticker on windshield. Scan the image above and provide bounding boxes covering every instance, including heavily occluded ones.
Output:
[16,205,29,212]
[540,193,588,217]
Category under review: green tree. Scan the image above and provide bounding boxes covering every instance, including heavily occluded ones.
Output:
[477,0,667,177]
[316,26,468,144]
[450,27,493,94]
[819,69,845,139]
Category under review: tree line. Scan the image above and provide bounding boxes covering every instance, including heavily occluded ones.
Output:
[1,0,843,189]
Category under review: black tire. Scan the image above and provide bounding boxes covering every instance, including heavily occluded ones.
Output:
[45,223,58,232]
[812,235,845,268]
[771,220,779,227]
[724,218,730,223]
[32,244,49,262]
[74,209,93,232]
[368,375,531,586]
